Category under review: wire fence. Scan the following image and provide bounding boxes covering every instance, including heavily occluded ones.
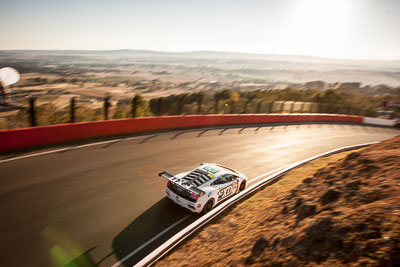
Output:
[0,94,378,130]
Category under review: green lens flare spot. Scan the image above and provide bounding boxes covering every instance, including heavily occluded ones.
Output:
[50,245,75,267]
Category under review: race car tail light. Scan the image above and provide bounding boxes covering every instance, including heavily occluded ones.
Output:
[190,192,199,200]
[189,191,205,201]
[167,180,172,187]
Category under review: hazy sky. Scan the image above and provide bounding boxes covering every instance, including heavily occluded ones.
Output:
[0,0,399,60]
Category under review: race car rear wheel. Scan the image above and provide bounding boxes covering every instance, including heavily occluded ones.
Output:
[239,181,246,192]
[202,199,214,214]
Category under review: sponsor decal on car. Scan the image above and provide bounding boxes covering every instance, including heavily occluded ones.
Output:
[207,173,215,178]
[217,182,238,200]
[203,166,220,174]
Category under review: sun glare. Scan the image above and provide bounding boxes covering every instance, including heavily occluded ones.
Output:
[290,0,353,56]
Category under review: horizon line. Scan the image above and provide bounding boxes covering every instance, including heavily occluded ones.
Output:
[0,48,399,62]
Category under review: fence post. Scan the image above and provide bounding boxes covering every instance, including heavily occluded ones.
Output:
[256,101,262,113]
[178,95,186,115]
[29,97,36,127]
[70,97,75,123]
[280,101,285,113]
[214,100,219,114]
[325,103,330,113]
[131,95,138,118]
[157,97,163,116]
[310,103,314,113]
[290,102,295,113]
[323,103,328,113]
[314,103,319,113]
[300,102,305,113]
[104,96,110,120]
[266,102,272,113]
[197,95,203,114]
[333,104,339,114]
[229,100,235,114]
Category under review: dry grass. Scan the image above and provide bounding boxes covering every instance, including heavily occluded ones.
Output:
[156,137,400,266]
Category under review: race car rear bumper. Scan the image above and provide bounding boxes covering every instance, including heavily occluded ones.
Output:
[166,187,202,213]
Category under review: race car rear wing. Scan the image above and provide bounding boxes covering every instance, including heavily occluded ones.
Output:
[159,171,178,181]
[159,171,205,195]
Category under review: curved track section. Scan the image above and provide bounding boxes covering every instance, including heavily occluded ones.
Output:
[0,124,399,266]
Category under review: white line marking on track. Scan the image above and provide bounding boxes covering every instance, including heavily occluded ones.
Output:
[0,139,121,163]
[114,142,381,267]
[248,165,291,184]
[111,165,294,267]
[111,215,190,267]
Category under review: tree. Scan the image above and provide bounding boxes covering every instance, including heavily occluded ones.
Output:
[214,90,233,114]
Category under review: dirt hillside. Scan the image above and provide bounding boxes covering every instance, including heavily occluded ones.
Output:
[156,136,400,266]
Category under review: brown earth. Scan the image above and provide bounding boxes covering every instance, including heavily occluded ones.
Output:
[156,136,400,267]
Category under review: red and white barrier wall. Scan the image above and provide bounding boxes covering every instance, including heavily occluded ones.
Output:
[0,113,393,153]
[363,117,398,127]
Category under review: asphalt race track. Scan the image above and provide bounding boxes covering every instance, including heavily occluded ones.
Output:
[0,123,399,266]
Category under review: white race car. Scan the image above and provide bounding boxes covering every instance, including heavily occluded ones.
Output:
[159,163,248,213]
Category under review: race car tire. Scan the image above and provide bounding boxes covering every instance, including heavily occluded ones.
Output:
[239,181,246,192]
[202,199,214,214]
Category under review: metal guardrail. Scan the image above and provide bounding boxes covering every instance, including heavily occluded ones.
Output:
[135,142,377,267]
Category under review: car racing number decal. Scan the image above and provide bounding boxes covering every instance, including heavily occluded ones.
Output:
[217,181,238,201]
